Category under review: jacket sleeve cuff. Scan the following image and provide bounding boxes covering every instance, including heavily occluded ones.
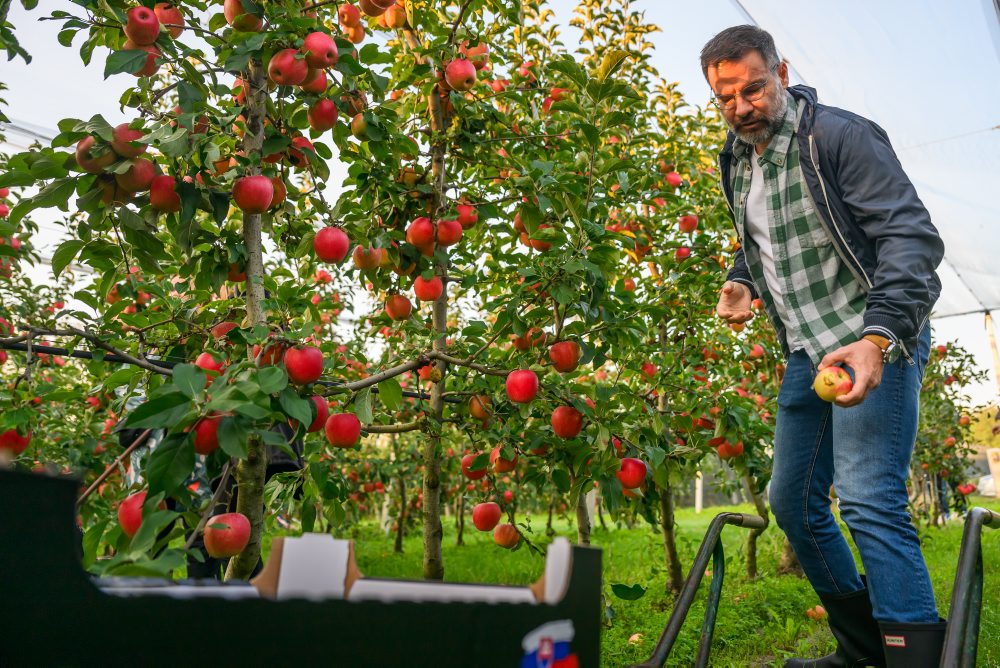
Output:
[861,316,901,343]
[730,278,759,300]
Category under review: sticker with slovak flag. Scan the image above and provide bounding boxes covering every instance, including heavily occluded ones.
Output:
[521,619,579,668]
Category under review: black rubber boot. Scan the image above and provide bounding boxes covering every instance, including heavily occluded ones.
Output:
[878,619,947,668]
[784,580,885,667]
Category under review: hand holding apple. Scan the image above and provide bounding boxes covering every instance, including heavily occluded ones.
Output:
[716,281,754,324]
[817,339,883,407]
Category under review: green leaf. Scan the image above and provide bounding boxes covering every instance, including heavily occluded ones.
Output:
[354,387,373,424]
[596,49,631,83]
[51,239,84,277]
[552,468,571,493]
[11,178,77,225]
[124,391,192,429]
[218,416,248,458]
[257,366,288,394]
[172,363,206,399]
[610,582,647,601]
[104,50,153,79]
[378,377,402,410]
[146,437,196,496]
[279,388,313,427]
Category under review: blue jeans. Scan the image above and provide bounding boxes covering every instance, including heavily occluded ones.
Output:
[768,328,938,623]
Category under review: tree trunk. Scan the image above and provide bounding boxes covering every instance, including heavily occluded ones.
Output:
[455,493,465,546]
[742,472,770,580]
[225,59,268,582]
[394,460,407,554]
[596,490,607,531]
[659,478,684,595]
[575,487,591,545]
[546,495,556,537]
[777,535,803,576]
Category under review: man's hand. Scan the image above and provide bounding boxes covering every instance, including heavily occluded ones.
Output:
[817,339,884,407]
[716,281,754,324]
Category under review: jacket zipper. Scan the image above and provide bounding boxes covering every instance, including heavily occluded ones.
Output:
[807,134,872,291]
[808,134,915,364]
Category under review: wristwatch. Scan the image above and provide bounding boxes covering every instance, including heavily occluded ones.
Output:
[862,334,900,364]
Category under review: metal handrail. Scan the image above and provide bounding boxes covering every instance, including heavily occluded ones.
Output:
[632,512,768,668]
[940,506,1000,668]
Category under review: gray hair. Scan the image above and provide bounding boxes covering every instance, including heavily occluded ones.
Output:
[700,25,780,79]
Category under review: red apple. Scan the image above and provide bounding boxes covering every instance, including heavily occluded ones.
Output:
[149,174,181,212]
[124,6,160,45]
[461,453,487,480]
[204,512,251,558]
[352,245,384,270]
[749,344,765,359]
[413,275,443,302]
[269,176,286,208]
[284,345,324,385]
[551,406,583,438]
[456,204,478,229]
[503,490,514,504]
[490,446,519,473]
[308,98,339,132]
[445,58,477,91]
[110,123,147,158]
[505,369,538,403]
[115,158,156,192]
[674,246,691,260]
[193,414,222,455]
[154,3,184,39]
[268,48,309,86]
[118,490,164,538]
[813,366,853,402]
[195,351,224,375]
[549,341,581,373]
[384,294,412,321]
[459,40,489,69]
[469,395,490,421]
[339,3,362,26]
[325,413,361,448]
[300,68,328,94]
[665,171,683,188]
[211,321,238,339]
[493,523,519,549]
[232,175,274,214]
[313,226,350,262]
[406,216,435,247]
[435,219,462,247]
[75,136,116,173]
[224,0,262,31]
[302,31,338,68]
[678,214,698,233]
[617,458,646,489]
[471,502,501,531]
[0,428,30,456]
[306,395,329,433]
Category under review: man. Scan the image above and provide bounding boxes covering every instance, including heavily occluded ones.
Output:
[702,26,946,668]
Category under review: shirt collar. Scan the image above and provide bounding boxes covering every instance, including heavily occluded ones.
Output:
[732,90,799,166]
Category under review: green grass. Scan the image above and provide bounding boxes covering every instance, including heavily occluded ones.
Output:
[345,497,1000,667]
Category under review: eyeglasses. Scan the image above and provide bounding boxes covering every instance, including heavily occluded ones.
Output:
[711,78,771,111]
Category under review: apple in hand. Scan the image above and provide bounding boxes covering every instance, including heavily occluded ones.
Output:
[617,457,647,489]
[203,512,251,558]
[325,413,361,448]
[471,502,501,531]
[813,366,853,402]
[505,369,538,403]
[283,344,324,385]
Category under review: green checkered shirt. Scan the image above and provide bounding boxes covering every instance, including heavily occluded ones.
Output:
[730,92,867,363]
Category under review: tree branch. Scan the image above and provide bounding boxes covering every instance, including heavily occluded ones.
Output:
[76,429,152,508]
[26,326,173,377]
[365,421,422,434]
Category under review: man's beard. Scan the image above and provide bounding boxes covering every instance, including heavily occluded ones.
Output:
[730,89,787,145]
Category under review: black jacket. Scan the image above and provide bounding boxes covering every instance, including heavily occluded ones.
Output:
[719,85,944,356]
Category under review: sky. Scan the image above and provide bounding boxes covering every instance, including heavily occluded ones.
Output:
[0,0,996,409]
